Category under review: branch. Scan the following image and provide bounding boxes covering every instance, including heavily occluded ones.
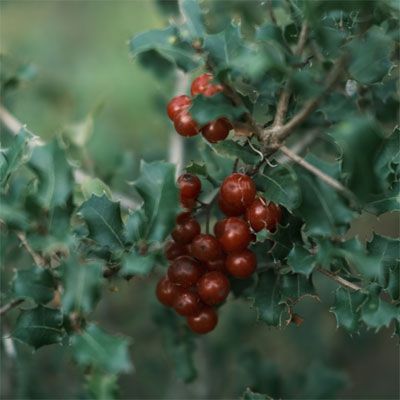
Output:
[0,298,24,316]
[16,231,47,267]
[317,267,363,292]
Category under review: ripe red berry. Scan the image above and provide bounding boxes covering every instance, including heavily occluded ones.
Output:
[156,276,178,307]
[218,217,251,253]
[203,84,223,97]
[165,240,187,260]
[190,234,222,262]
[220,173,256,210]
[176,211,192,224]
[187,306,218,334]
[167,95,191,120]
[225,249,257,278]
[197,271,230,305]
[173,288,202,316]
[180,195,197,210]
[168,256,203,287]
[178,174,201,199]
[218,194,244,216]
[171,217,200,244]
[246,197,282,232]
[174,111,199,137]
[213,219,227,238]
[201,118,231,143]
[206,256,226,272]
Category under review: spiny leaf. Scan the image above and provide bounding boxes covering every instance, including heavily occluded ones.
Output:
[119,251,157,277]
[185,161,208,177]
[280,273,317,304]
[124,208,147,244]
[287,244,317,277]
[209,140,259,165]
[85,370,118,400]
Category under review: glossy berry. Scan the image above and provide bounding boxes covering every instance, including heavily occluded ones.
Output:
[191,73,223,97]
[190,234,222,262]
[156,276,178,307]
[203,84,223,97]
[187,306,218,334]
[167,95,191,120]
[213,219,227,238]
[226,249,257,278]
[176,211,192,224]
[174,111,199,137]
[218,194,244,216]
[246,197,282,232]
[218,217,251,253]
[178,174,201,199]
[220,173,256,210]
[180,195,197,210]
[173,288,202,316]
[165,240,187,260]
[201,118,231,143]
[168,256,203,287]
[197,271,230,305]
[206,255,226,272]
[171,217,200,244]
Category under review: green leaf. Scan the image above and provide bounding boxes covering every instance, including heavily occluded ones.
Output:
[242,388,272,400]
[255,165,301,211]
[185,161,208,177]
[210,140,259,165]
[365,182,400,214]
[280,273,317,303]
[287,244,317,277]
[119,251,156,277]
[71,323,132,374]
[251,270,290,327]
[61,257,103,315]
[78,194,125,250]
[347,26,393,84]
[81,178,112,200]
[11,266,56,304]
[12,305,64,349]
[180,0,206,39]
[153,308,196,383]
[190,93,246,126]
[124,208,148,244]
[85,371,118,400]
[330,287,367,333]
[134,161,179,243]
[28,139,73,209]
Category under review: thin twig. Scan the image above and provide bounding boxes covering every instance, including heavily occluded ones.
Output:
[267,0,277,24]
[0,298,24,316]
[16,232,46,267]
[317,267,363,292]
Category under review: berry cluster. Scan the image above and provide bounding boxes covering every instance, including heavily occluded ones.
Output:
[166,73,232,143]
[156,171,282,335]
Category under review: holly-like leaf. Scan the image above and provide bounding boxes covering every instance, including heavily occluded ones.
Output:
[12,305,64,349]
[210,140,259,165]
[71,323,132,374]
[153,308,196,383]
[28,139,73,209]
[11,266,56,304]
[61,257,103,315]
[85,371,118,400]
[179,0,206,39]
[330,287,367,333]
[280,273,317,304]
[365,182,400,214]
[185,161,208,177]
[287,244,317,277]
[251,270,290,327]
[78,194,125,250]
[124,208,147,244]
[119,251,157,277]
[133,161,179,243]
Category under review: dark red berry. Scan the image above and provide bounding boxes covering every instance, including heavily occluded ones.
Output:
[187,306,218,334]
[218,194,244,216]
[165,240,187,260]
[203,84,223,97]
[197,271,230,305]
[180,195,197,210]
[218,217,251,253]
[213,219,227,238]
[171,217,200,244]
[178,174,201,199]
[174,111,199,137]
[168,256,203,287]
[201,118,231,143]
[265,202,282,232]
[156,276,178,307]
[220,173,256,210]
[173,288,202,316]
[190,234,222,262]
[246,197,282,232]
[167,95,191,120]
[225,249,257,278]
[176,211,192,224]
[206,255,226,272]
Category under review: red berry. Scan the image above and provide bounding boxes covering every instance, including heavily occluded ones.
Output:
[176,211,192,224]
[174,111,199,137]
[220,173,256,210]
[167,95,191,120]
[165,240,187,260]
[218,194,244,216]
[190,234,222,262]
[187,306,218,334]
[156,276,178,307]
[171,217,200,244]
[246,197,282,232]
[178,174,201,199]
[197,271,230,305]
[168,256,203,287]
[173,288,202,316]
[206,255,226,272]
[213,219,227,238]
[203,84,223,97]
[191,73,223,97]
[225,249,257,278]
[201,118,231,143]
[180,195,197,210]
[218,217,251,253]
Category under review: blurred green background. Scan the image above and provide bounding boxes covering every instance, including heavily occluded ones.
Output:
[0,1,399,399]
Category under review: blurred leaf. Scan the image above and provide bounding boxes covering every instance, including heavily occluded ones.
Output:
[81,178,112,200]
[280,273,317,303]
[11,266,56,304]
[0,201,29,230]
[242,388,272,400]
[71,323,132,374]
[86,370,118,400]
[210,140,259,165]
[124,208,147,244]
[78,195,125,250]
[12,305,63,349]
[61,257,103,315]
[365,182,400,214]
[133,161,179,243]
[120,251,157,277]
[287,244,317,277]
[180,0,206,39]
[185,161,208,177]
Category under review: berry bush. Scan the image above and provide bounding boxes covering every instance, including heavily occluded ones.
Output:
[1,0,399,399]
